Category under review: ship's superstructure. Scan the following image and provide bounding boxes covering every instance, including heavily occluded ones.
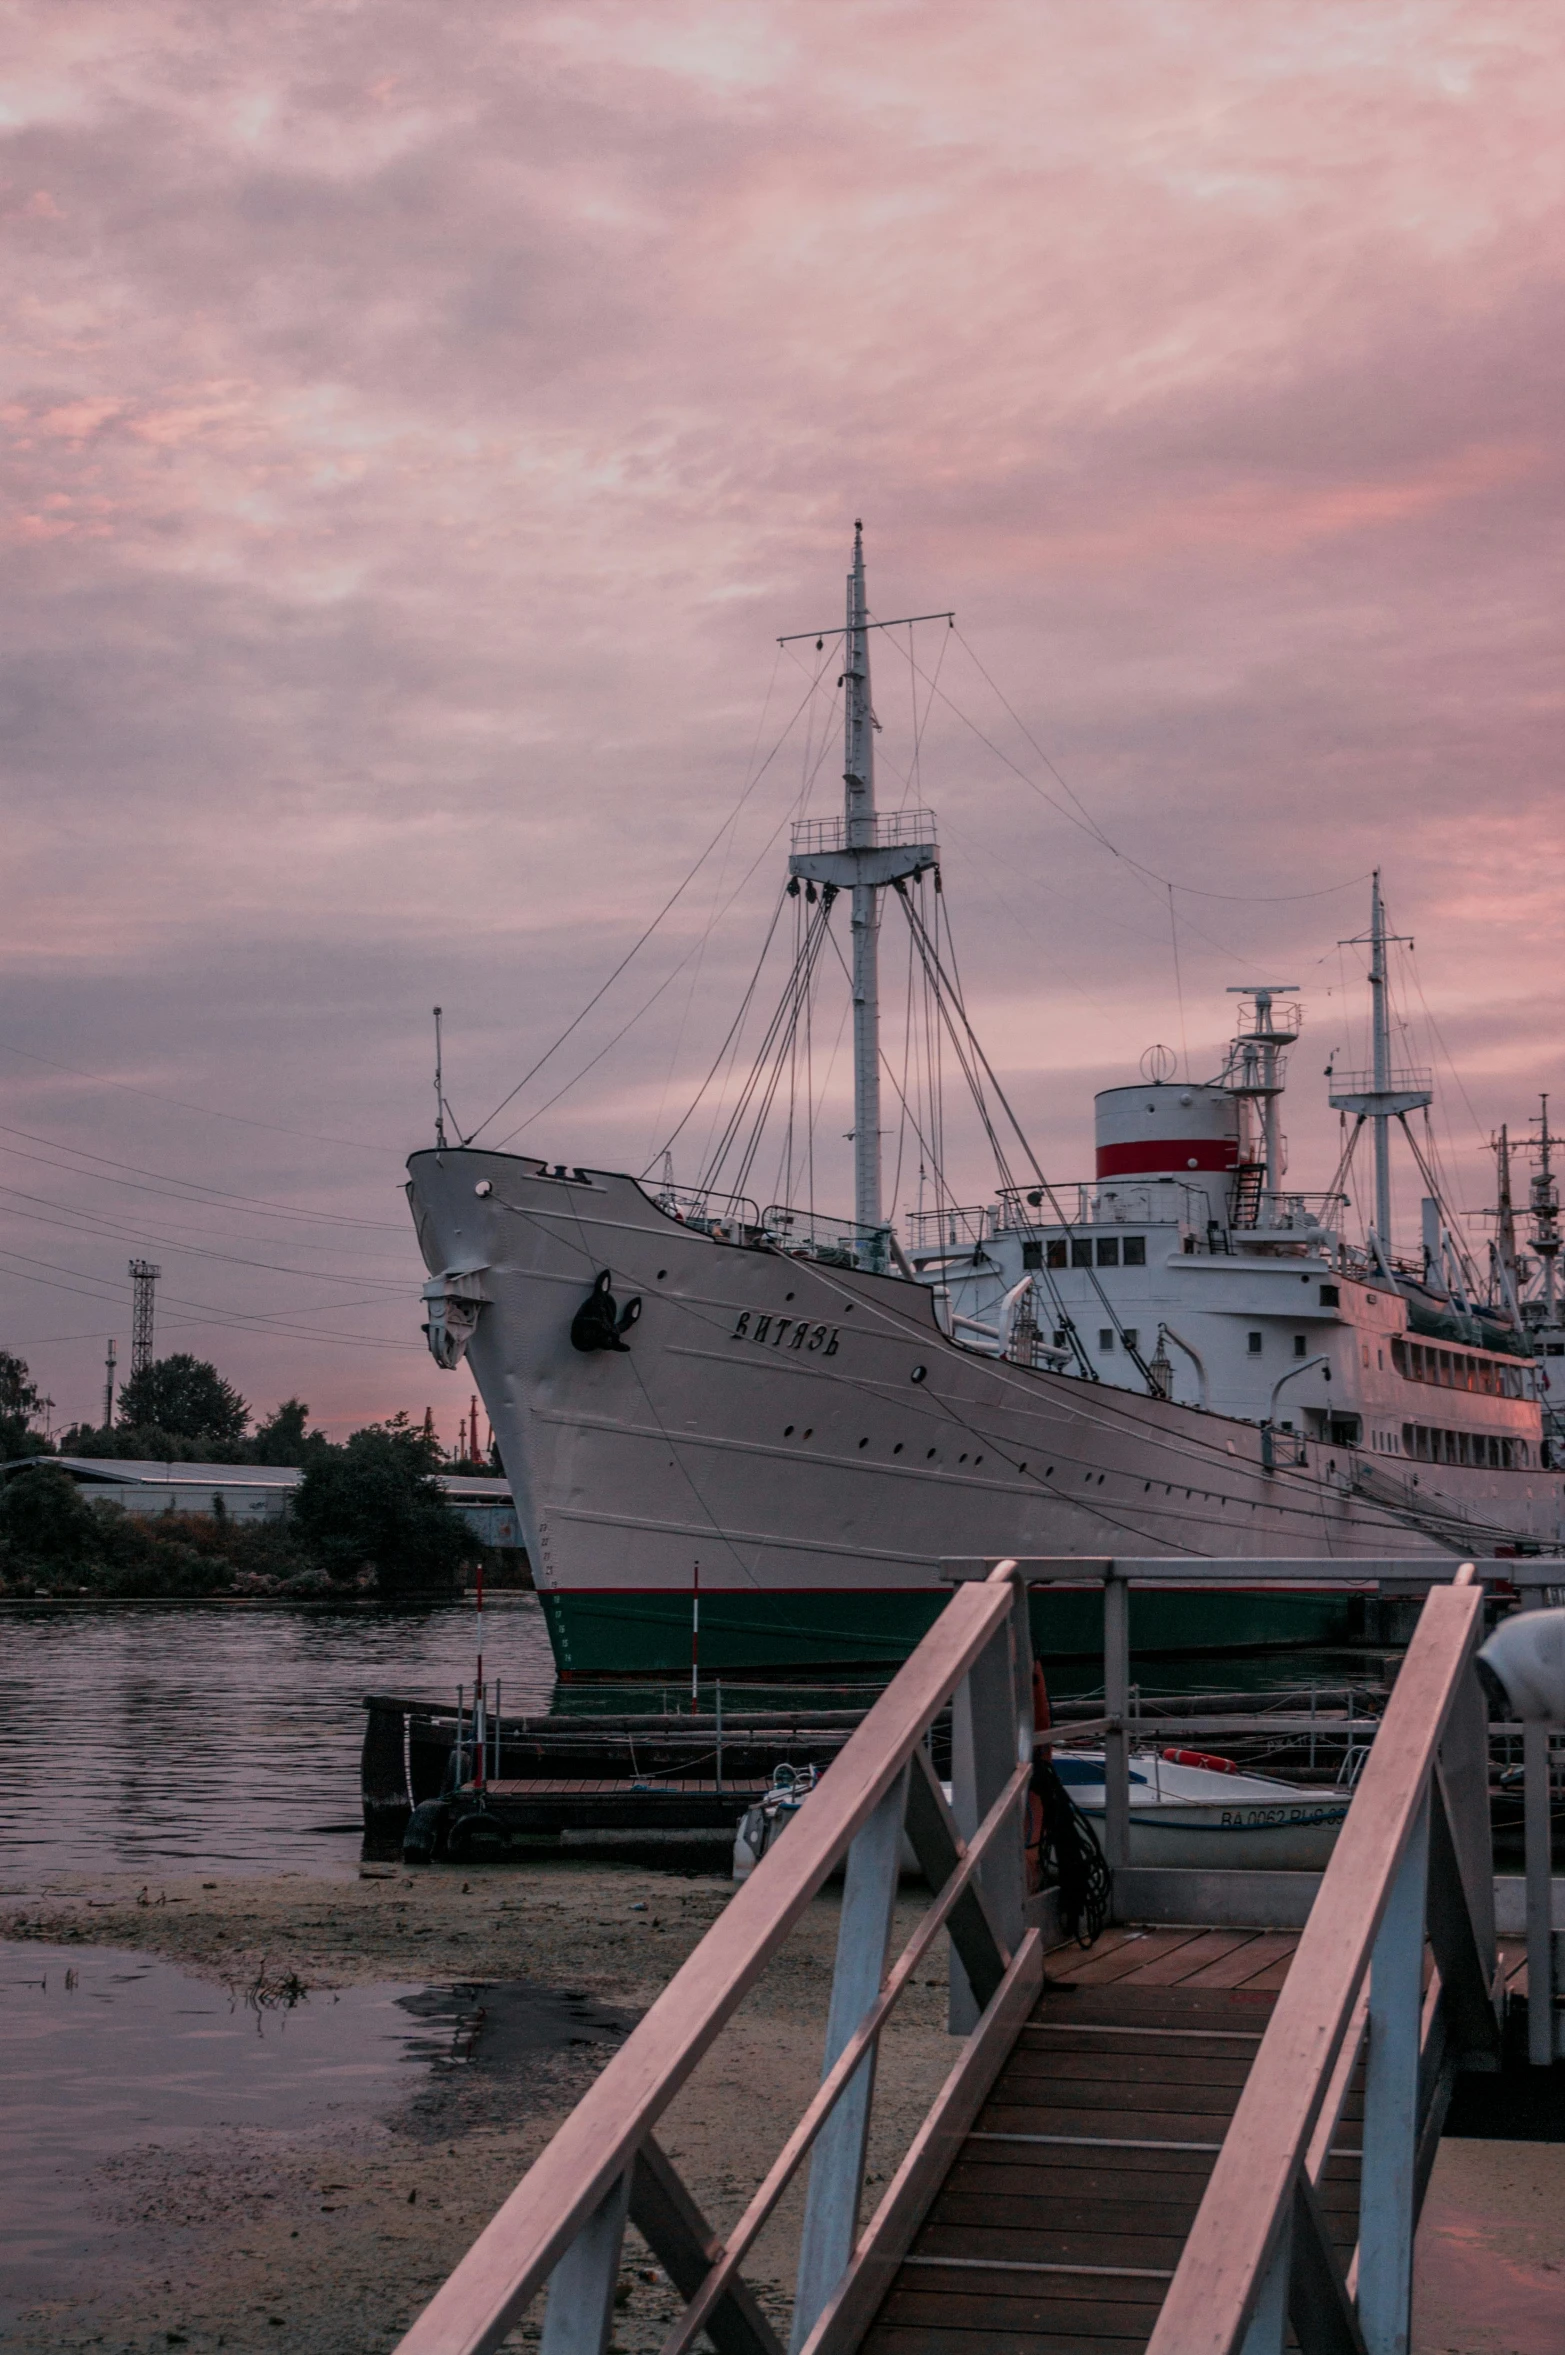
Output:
[924,952,1542,1482]
[410,536,1563,1678]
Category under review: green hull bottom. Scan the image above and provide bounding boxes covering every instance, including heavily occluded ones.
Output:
[538,1585,1355,1686]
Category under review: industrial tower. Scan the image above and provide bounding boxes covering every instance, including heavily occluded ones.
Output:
[128,1260,161,1377]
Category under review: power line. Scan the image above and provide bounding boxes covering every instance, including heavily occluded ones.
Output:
[0,1040,393,1153]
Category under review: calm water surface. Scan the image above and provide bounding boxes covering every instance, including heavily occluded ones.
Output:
[0,1595,1393,1885]
[0,1597,555,1882]
[0,1937,453,2323]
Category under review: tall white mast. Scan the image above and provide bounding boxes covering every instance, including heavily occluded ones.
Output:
[1368,873,1392,1249]
[844,525,882,1237]
[785,527,941,1266]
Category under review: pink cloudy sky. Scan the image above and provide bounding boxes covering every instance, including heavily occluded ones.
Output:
[2,1,1563,1440]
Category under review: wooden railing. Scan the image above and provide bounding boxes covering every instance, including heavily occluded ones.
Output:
[395,1560,1039,2355]
[1145,1565,1502,2355]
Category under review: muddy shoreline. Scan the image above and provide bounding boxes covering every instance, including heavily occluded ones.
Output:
[1,1859,957,2353]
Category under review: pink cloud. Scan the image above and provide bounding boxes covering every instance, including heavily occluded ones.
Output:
[0,0,1563,1427]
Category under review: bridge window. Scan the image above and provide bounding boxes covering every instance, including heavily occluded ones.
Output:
[1123,1236,1146,1266]
[1099,1329,1115,1351]
[1047,1239,1067,1268]
[1122,1329,1139,1352]
[1071,1239,1092,1267]
[1294,1335,1307,1356]
[1022,1241,1042,1269]
[1096,1238,1120,1267]
[1320,1284,1339,1307]
[1247,1332,1262,1355]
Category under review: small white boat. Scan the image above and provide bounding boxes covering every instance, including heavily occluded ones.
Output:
[732,1764,954,1881]
[1052,1747,1349,1871]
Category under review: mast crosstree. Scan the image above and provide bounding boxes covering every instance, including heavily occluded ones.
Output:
[1330,870,1430,1255]
[786,525,940,1263]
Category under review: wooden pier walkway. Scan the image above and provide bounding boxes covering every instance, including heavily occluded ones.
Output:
[390,1555,1562,2355]
[865,1929,1344,2355]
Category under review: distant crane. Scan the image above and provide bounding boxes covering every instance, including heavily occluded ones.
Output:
[128,1260,161,1377]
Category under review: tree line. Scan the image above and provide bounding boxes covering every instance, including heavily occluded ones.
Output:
[0,1349,490,1600]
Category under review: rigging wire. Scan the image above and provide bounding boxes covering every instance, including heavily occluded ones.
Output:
[0,1122,405,1230]
[948,626,1373,908]
[644,891,794,1175]
[0,1041,394,1155]
[896,886,1159,1387]
[467,658,834,1146]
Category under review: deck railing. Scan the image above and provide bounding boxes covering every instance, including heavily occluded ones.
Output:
[1146,1565,1501,2355]
[394,1560,1040,2355]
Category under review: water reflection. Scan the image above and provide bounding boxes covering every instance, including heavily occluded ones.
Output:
[0,1597,554,1880]
[0,1938,440,2323]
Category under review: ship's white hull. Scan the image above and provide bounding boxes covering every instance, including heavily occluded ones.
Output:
[408,1151,1565,1675]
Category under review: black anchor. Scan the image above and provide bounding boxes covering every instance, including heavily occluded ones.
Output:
[570,1269,642,1354]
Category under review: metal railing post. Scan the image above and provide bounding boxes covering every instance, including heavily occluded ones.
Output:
[791,1763,910,2352]
[1524,1721,1554,2067]
[1103,1569,1131,1893]
[1357,1786,1430,2355]
[1238,2213,1292,2355]
[948,1599,1026,2034]
[538,2165,632,2355]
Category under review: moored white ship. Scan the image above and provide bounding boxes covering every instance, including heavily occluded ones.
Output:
[409,535,1565,1677]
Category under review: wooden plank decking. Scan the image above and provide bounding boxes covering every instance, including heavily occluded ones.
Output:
[862,1926,1363,2355]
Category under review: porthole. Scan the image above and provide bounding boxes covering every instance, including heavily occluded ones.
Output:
[1019,1461,1028,1474]
[1046,1466,1054,1478]
[974,1455,983,1466]
[784,1291,795,1302]
[784,1425,795,1438]
[910,1364,928,1384]
[858,1437,869,1449]
[656,1269,667,1280]
[958,1452,968,1464]
[802,1428,813,1439]
[474,1180,492,1197]
[927,1447,938,1460]
[893,1442,904,1455]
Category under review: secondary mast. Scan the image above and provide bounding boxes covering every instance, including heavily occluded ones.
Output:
[1330,870,1430,1260]
[1532,1094,1560,1324]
